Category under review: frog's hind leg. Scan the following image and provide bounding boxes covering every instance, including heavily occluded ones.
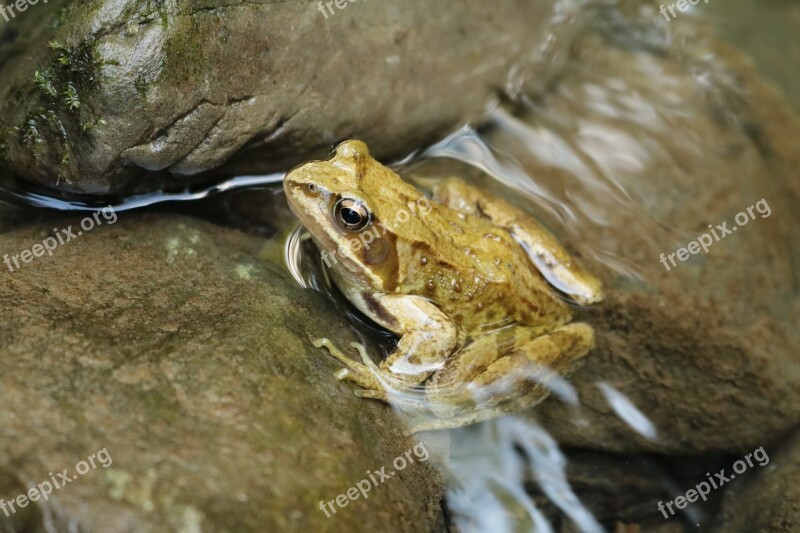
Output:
[431,178,603,305]
[411,322,594,434]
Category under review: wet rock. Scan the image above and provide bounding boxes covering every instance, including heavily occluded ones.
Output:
[0,206,444,532]
[0,0,565,195]
[714,433,800,532]
[708,0,800,113]
[529,22,800,453]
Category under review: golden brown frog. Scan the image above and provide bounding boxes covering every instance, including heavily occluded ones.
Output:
[284,140,603,432]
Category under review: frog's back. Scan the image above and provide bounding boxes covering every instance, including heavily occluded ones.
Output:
[396,205,572,336]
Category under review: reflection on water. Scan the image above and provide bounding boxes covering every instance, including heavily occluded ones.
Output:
[444,417,603,533]
[418,121,646,283]
[597,382,658,441]
[0,172,285,212]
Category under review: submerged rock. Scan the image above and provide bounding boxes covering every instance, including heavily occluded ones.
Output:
[0,207,444,531]
[484,20,800,454]
[0,0,564,195]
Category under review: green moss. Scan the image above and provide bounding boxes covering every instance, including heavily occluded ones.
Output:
[12,36,112,179]
[81,117,106,134]
[134,74,150,96]
[30,39,103,116]
[147,0,170,30]
[51,5,76,30]
[33,69,58,98]
[64,82,80,109]
[59,149,71,177]
[161,17,218,84]
[124,0,170,31]
[10,0,172,179]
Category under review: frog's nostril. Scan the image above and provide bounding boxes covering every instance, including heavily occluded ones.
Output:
[307,183,318,193]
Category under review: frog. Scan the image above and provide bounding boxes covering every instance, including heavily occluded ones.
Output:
[283,140,604,432]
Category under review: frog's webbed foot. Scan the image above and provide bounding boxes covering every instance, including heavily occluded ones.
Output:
[312,338,388,399]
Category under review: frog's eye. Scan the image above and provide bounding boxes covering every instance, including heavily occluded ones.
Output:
[333,198,372,232]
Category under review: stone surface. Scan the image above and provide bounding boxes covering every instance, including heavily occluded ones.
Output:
[714,433,800,532]
[0,0,564,196]
[0,205,444,532]
[708,0,800,113]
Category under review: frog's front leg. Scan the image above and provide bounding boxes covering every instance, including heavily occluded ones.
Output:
[432,178,603,305]
[315,294,458,401]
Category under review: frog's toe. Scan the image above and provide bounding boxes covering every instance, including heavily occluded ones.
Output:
[334,364,365,381]
[314,338,390,396]
[335,364,385,391]
[312,337,349,363]
[349,342,377,368]
[354,389,388,401]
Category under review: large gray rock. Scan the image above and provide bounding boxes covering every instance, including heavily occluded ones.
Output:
[0,202,444,532]
[0,0,564,195]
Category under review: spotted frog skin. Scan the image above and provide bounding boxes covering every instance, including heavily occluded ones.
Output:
[284,140,603,432]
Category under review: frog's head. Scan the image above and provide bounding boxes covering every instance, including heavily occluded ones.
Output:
[284,140,421,290]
